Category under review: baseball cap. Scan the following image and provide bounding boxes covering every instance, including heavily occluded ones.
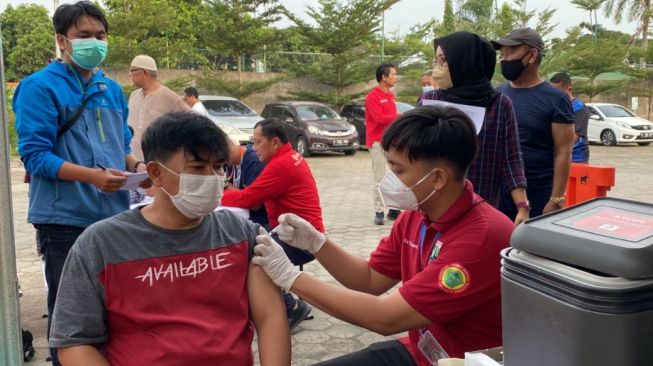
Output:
[491,27,544,51]
[130,55,157,72]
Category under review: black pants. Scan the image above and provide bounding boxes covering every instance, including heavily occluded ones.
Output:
[35,224,86,366]
[314,340,417,366]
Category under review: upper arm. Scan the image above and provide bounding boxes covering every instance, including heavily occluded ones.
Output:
[371,290,431,335]
[248,263,286,322]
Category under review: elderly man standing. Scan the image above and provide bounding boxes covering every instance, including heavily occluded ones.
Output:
[128,54,190,160]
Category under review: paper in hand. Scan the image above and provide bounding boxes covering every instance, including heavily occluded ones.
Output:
[120,171,149,191]
[421,99,486,135]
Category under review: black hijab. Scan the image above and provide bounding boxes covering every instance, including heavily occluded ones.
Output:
[435,32,498,107]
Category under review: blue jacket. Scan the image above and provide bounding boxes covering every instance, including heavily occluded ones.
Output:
[14,61,131,227]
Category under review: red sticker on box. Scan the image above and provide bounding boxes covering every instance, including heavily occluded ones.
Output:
[569,208,653,241]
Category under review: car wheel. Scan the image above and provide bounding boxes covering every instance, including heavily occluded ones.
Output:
[296,136,310,157]
[600,129,617,146]
[638,142,651,146]
[344,149,356,156]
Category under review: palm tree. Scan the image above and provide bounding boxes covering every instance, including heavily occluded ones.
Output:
[571,0,604,41]
[602,0,653,49]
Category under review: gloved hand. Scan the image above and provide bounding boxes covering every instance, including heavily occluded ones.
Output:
[275,213,326,254]
[252,227,302,291]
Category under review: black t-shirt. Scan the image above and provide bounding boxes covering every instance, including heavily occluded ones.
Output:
[496,82,574,189]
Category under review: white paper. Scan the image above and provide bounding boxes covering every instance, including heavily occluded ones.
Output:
[421,99,486,135]
[120,171,150,191]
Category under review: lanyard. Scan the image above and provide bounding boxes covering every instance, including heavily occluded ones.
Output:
[418,223,441,272]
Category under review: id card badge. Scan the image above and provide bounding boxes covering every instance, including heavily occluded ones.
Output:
[417,329,449,365]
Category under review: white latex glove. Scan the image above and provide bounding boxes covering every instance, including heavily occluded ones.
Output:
[252,227,302,291]
[275,213,326,254]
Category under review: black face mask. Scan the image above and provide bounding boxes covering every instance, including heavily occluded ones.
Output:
[500,50,532,81]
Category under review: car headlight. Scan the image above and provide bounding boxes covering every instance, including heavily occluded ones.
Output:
[308,125,321,134]
[347,124,356,134]
[218,124,242,135]
[616,121,632,129]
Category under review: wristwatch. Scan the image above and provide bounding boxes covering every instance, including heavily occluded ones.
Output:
[515,201,530,210]
[133,161,146,172]
[549,196,566,207]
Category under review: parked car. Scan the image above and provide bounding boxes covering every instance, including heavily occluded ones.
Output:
[586,103,653,146]
[199,95,263,144]
[261,101,359,157]
[340,101,414,147]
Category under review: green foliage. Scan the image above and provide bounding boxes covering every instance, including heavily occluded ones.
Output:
[121,76,194,100]
[442,0,456,36]
[1,4,55,80]
[197,72,287,99]
[6,88,17,155]
[602,0,652,48]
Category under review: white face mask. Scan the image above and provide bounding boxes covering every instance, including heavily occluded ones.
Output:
[378,168,438,211]
[158,162,224,219]
[422,85,435,93]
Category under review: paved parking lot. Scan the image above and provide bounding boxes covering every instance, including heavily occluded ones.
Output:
[10,144,653,365]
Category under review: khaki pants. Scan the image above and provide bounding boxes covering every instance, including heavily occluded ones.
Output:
[370,141,387,213]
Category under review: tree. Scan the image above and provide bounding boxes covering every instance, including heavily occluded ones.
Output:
[493,3,516,39]
[203,0,284,90]
[103,0,207,68]
[1,4,55,80]
[442,0,456,36]
[284,0,399,107]
[602,0,652,49]
[571,0,604,42]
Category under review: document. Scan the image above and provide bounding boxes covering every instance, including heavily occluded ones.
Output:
[421,99,486,134]
[120,171,149,191]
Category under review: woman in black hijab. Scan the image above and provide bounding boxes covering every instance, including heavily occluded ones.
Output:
[419,31,530,225]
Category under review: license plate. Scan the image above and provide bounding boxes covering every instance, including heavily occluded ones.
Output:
[642,133,652,138]
[332,139,348,146]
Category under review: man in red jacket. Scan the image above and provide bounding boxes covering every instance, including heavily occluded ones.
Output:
[222,118,323,330]
[366,63,401,225]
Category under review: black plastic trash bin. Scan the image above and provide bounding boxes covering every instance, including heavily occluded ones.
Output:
[502,197,653,366]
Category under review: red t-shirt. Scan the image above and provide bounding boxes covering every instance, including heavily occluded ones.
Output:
[222,143,324,232]
[364,87,398,147]
[369,180,514,363]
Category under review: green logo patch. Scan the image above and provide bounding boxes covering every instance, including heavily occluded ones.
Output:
[439,264,469,293]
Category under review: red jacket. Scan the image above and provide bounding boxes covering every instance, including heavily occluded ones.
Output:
[222,143,324,232]
[365,87,398,147]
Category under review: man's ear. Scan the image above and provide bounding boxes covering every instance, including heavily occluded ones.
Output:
[147,162,163,186]
[55,34,68,53]
[431,167,449,192]
[527,48,539,65]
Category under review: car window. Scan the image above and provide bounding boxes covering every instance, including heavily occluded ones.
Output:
[296,105,342,121]
[282,108,294,121]
[264,106,282,119]
[396,102,414,114]
[341,106,352,117]
[203,100,257,117]
[596,105,635,118]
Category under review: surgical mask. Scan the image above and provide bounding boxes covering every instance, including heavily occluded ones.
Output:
[422,85,435,93]
[500,50,532,81]
[64,36,108,70]
[158,162,223,219]
[432,66,453,90]
[378,168,438,211]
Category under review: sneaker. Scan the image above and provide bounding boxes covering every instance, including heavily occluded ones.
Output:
[374,211,384,225]
[387,209,401,220]
[288,299,312,331]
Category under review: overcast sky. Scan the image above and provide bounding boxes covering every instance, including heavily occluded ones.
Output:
[4,0,638,40]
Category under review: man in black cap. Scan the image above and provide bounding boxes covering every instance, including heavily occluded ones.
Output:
[492,27,575,218]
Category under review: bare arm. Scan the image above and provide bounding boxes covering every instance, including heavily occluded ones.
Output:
[315,239,399,295]
[544,123,574,214]
[291,273,429,336]
[57,345,110,366]
[248,263,291,366]
[509,187,529,225]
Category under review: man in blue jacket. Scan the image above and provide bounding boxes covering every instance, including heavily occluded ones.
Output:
[12,2,144,364]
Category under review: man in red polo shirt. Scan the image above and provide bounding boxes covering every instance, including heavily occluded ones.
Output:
[253,106,515,365]
[366,63,401,225]
[222,118,323,330]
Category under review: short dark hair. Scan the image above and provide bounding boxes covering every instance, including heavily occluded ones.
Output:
[381,106,478,181]
[184,87,199,99]
[375,63,396,82]
[254,119,290,144]
[53,1,109,36]
[142,112,229,164]
[550,72,572,87]
[534,48,543,65]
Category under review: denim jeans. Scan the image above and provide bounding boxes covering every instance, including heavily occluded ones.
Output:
[35,224,86,366]
[314,340,417,366]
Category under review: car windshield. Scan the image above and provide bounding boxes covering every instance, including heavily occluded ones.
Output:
[597,105,635,118]
[296,105,341,121]
[203,100,257,117]
[396,102,414,113]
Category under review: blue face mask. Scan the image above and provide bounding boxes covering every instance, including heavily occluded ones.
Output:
[65,37,108,70]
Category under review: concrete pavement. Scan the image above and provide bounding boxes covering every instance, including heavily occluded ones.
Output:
[11,144,653,365]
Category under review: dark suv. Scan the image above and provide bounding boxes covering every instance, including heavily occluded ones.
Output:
[261,101,359,157]
[340,101,415,147]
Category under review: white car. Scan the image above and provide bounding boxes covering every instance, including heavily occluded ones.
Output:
[586,103,653,146]
[199,96,263,144]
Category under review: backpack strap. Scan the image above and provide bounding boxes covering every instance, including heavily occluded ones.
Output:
[57,97,92,138]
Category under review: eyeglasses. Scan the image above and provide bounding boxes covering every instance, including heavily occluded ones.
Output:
[432,56,447,68]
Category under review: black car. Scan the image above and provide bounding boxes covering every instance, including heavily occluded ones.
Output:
[340,101,415,148]
[261,101,359,157]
